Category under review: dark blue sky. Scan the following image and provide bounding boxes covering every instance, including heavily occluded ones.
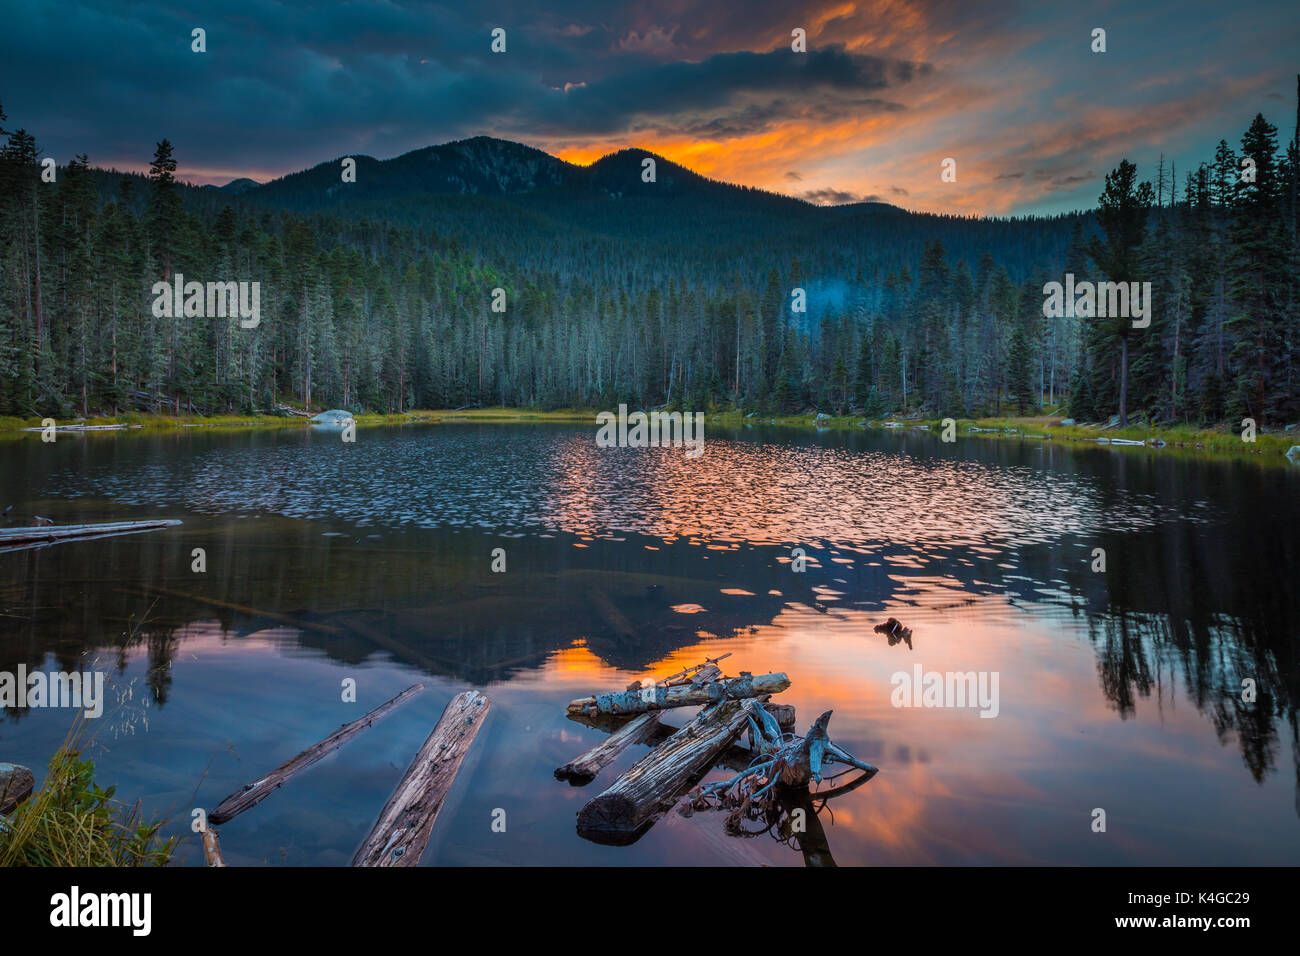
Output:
[1,0,1296,215]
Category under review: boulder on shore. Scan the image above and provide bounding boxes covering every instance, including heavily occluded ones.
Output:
[0,762,35,814]
[310,409,355,426]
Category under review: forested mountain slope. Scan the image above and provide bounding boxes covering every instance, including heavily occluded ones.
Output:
[1,109,1295,427]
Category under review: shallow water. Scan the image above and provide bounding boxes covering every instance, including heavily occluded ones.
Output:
[2,422,1297,865]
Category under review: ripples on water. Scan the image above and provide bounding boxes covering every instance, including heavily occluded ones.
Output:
[49,425,1209,551]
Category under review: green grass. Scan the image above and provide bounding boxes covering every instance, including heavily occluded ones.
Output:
[0,722,178,867]
[2,405,1293,463]
[705,409,1297,462]
[0,405,599,434]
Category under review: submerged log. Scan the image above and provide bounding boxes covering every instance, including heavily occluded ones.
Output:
[577,700,750,839]
[133,584,343,636]
[567,671,790,717]
[209,683,424,824]
[587,586,639,641]
[555,711,663,785]
[353,690,490,867]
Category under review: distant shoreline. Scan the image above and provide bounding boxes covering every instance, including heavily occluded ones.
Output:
[1,407,1294,464]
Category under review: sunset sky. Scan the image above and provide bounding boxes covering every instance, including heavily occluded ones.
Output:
[2,0,1297,216]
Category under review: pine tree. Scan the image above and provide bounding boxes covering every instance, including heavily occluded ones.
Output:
[1087,159,1155,426]
[1007,324,1033,415]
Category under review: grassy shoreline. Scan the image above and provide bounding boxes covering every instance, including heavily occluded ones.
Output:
[0,406,595,433]
[708,410,1298,462]
[2,406,1296,463]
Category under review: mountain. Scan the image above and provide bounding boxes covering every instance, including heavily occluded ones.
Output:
[233,135,945,264]
[243,135,809,209]
[81,136,1089,284]
[213,177,262,195]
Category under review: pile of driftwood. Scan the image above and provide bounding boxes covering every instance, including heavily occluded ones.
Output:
[558,655,877,856]
[201,684,490,867]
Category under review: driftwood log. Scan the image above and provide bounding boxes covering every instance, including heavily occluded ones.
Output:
[555,711,663,784]
[560,700,794,780]
[0,519,181,553]
[627,654,732,693]
[202,827,227,867]
[576,700,751,840]
[352,690,490,867]
[567,671,790,717]
[209,683,424,824]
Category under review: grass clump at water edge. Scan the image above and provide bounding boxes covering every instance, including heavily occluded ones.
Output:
[0,721,178,867]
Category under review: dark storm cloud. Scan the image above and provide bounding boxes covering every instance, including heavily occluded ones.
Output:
[549,46,917,128]
[0,0,926,177]
[5,0,1295,215]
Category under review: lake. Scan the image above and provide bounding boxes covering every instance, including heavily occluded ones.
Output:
[2,422,1298,866]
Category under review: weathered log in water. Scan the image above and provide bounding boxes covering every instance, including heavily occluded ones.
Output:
[209,683,425,824]
[352,690,490,867]
[562,700,793,776]
[555,711,663,785]
[633,653,731,691]
[607,700,794,741]
[577,700,750,839]
[202,827,227,867]
[567,671,790,717]
[752,702,795,732]
[0,519,181,553]
[132,584,343,636]
[587,586,640,641]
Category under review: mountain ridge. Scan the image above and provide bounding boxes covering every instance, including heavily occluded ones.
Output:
[239,134,884,213]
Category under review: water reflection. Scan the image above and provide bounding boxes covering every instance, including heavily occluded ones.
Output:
[1,423,1297,864]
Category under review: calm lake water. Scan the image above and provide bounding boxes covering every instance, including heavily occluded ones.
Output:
[2,422,1298,866]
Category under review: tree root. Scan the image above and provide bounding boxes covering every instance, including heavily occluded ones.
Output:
[678,701,877,829]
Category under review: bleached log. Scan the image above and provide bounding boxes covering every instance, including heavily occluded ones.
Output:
[566,672,790,717]
[637,653,732,690]
[202,827,227,867]
[576,700,750,838]
[209,683,424,824]
[0,519,181,549]
[555,711,663,784]
[352,690,490,867]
